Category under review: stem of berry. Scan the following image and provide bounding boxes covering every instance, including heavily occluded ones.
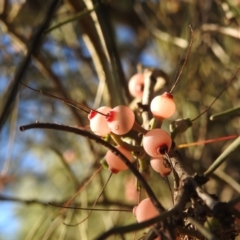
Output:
[132,121,148,135]
[110,133,143,152]
[138,158,149,173]
[149,117,163,130]
[141,69,156,129]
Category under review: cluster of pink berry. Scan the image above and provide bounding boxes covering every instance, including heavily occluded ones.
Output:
[88,105,135,173]
[88,71,176,227]
[88,72,175,174]
[129,73,176,227]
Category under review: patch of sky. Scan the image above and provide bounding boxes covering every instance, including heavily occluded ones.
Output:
[1,34,11,45]
[50,100,72,120]
[21,91,70,121]
[2,34,19,52]
[115,24,136,44]
[19,98,45,123]
[0,127,46,175]
[19,126,46,145]
[66,58,80,72]
[42,38,62,58]
[0,75,9,94]
[52,61,68,77]
[120,59,130,76]
[62,45,75,58]
[0,35,22,65]
[139,43,163,68]
[17,151,46,174]
[0,126,9,169]
[0,202,20,240]
[43,42,80,74]
[6,43,18,56]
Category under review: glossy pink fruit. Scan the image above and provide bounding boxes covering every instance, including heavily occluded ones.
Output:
[88,106,111,136]
[142,129,172,158]
[150,157,171,176]
[105,146,133,174]
[150,92,176,119]
[106,105,135,135]
[134,198,159,223]
[128,73,144,98]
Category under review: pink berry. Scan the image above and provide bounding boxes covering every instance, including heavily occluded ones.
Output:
[128,73,144,98]
[106,105,135,135]
[105,146,133,174]
[132,206,137,216]
[135,198,159,223]
[150,92,176,119]
[142,129,172,158]
[125,176,138,203]
[88,106,112,136]
[150,157,171,176]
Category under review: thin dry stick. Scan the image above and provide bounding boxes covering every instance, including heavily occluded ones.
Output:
[63,172,113,226]
[191,67,240,122]
[20,122,165,213]
[178,135,238,148]
[57,165,102,216]
[49,203,131,212]
[169,25,194,94]
[20,82,107,116]
[50,147,80,188]
[20,122,175,238]
[96,208,178,240]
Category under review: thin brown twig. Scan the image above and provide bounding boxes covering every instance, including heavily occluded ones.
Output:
[63,172,113,226]
[49,203,132,212]
[169,25,194,94]
[58,165,102,216]
[0,194,134,209]
[19,122,165,212]
[191,67,240,122]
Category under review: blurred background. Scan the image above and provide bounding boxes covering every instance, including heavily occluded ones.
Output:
[0,0,240,239]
